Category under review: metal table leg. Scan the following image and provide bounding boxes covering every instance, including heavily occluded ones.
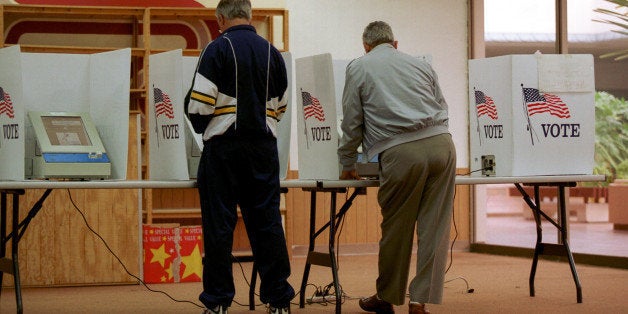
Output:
[0,188,52,314]
[515,182,582,303]
[298,187,363,314]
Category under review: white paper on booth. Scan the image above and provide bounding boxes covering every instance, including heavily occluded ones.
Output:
[0,46,25,180]
[537,54,595,93]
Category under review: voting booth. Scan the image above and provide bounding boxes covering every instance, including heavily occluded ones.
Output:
[295,53,339,180]
[468,54,596,177]
[148,50,189,180]
[0,46,25,181]
[0,45,130,180]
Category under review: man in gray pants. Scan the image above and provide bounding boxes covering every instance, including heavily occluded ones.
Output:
[337,21,456,314]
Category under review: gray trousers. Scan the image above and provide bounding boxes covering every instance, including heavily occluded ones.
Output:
[376,133,456,305]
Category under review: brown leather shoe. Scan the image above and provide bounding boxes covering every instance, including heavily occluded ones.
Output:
[409,302,429,314]
[359,294,394,314]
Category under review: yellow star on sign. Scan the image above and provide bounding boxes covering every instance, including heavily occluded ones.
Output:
[165,264,174,281]
[180,244,203,280]
[150,243,171,268]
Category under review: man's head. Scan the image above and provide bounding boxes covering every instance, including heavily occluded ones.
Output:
[216,0,252,31]
[362,21,397,53]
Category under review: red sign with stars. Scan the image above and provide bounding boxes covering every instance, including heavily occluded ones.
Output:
[142,225,203,283]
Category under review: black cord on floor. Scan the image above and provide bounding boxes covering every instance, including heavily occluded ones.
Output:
[230,254,303,308]
[446,186,459,274]
[67,189,308,310]
[445,276,475,293]
[445,169,482,292]
[67,180,475,309]
[446,166,488,273]
[298,188,355,308]
[66,189,206,309]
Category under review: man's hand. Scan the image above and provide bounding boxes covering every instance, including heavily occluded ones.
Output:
[339,169,360,180]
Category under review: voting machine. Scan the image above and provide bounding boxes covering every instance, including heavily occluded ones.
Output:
[28,111,111,179]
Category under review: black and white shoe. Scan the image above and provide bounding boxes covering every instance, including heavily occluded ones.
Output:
[267,305,290,314]
[203,305,228,314]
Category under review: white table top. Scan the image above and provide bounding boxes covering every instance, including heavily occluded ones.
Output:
[319,174,606,188]
[0,175,605,190]
[0,179,319,190]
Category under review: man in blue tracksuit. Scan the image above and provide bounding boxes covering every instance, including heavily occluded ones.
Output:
[186,1,294,313]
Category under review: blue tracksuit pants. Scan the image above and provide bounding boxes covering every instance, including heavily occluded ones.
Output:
[197,133,294,308]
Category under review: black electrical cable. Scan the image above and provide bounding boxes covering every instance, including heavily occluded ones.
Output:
[444,167,488,292]
[68,188,306,310]
[66,189,205,309]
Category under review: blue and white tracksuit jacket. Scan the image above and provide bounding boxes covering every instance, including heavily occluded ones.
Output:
[187,24,288,139]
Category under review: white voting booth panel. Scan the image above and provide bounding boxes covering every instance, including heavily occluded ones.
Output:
[295,53,339,180]
[0,46,130,180]
[277,52,293,180]
[0,46,25,180]
[149,50,189,180]
[182,55,204,179]
[469,54,595,177]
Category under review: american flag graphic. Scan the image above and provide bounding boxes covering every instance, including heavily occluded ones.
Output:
[523,87,571,119]
[0,87,15,119]
[475,90,498,120]
[154,87,175,119]
[301,91,325,122]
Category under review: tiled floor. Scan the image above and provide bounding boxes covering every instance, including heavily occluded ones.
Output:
[483,185,628,258]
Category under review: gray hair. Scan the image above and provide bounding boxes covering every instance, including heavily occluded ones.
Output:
[216,0,252,20]
[362,21,395,47]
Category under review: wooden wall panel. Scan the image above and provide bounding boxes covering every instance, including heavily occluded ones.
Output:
[4,188,139,287]
[285,169,471,250]
[2,115,140,287]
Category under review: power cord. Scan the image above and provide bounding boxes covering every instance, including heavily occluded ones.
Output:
[459,166,490,176]
[443,168,485,292]
[230,255,303,308]
[445,276,475,294]
[68,189,304,310]
[301,188,358,307]
[306,282,347,306]
[66,189,205,309]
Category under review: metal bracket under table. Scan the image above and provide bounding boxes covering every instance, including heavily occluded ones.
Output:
[514,182,582,303]
[0,188,52,314]
[297,185,365,314]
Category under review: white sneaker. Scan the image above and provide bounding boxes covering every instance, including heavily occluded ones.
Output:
[267,305,290,314]
[203,305,228,314]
